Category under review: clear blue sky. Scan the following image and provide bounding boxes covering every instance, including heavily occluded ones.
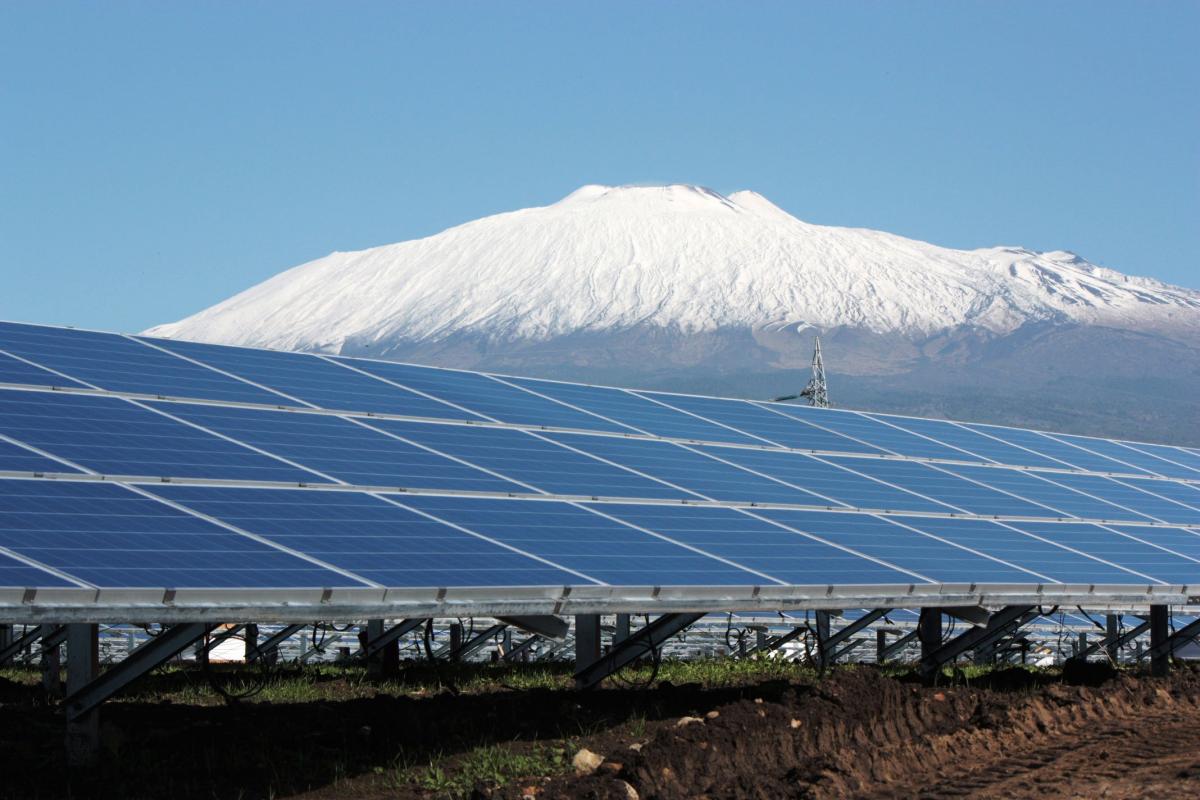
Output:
[2,2,1196,333]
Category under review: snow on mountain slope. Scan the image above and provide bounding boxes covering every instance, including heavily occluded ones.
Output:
[145,184,1200,352]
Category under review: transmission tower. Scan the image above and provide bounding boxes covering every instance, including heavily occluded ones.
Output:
[771,337,830,407]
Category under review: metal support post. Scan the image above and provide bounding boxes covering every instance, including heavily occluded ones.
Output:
[1105,614,1119,663]
[575,613,703,689]
[614,614,631,645]
[40,624,62,699]
[814,611,831,668]
[0,624,10,654]
[501,628,512,656]
[1150,605,1170,677]
[574,615,601,669]
[448,623,463,660]
[243,624,258,662]
[919,606,1037,678]
[64,624,99,767]
[755,627,768,652]
[365,620,385,678]
[918,608,942,662]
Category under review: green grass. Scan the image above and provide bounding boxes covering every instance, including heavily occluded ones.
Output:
[410,742,573,798]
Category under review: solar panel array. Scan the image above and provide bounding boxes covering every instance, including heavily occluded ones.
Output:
[1,320,1199,615]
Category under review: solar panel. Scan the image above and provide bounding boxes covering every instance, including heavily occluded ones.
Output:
[363,418,686,499]
[334,359,634,433]
[637,391,883,453]
[754,508,1043,583]
[864,413,1069,470]
[890,515,1142,584]
[591,504,923,585]
[147,486,586,587]
[822,456,1056,517]
[1048,432,1200,481]
[544,432,822,504]
[146,401,526,493]
[0,436,83,474]
[146,337,481,420]
[692,445,951,513]
[0,350,88,388]
[0,322,283,405]
[935,462,1152,522]
[0,478,363,587]
[2,321,1198,619]
[1039,472,1200,526]
[0,391,320,483]
[399,495,767,585]
[506,376,764,444]
[772,408,985,462]
[964,422,1152,476]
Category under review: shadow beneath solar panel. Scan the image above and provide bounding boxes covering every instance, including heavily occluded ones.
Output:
[0,660,798,800]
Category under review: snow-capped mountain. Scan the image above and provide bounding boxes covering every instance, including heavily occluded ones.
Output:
[146,185,1200,445]
[147,184,1199,352]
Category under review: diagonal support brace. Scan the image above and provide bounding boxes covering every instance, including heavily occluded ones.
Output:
[1080,619,1150,659]
[878,629,918,662]
[741,626,805,658]
[0,625,47,665]
[1145,617,1200,663]
[822,609,889,664]
[65,623,214,720]
[919,606,1036,677]
[448,624,507,661]
[574,613,703,689]
[247,624,308,662]
[502,634,540,662]
[359,619,426,661]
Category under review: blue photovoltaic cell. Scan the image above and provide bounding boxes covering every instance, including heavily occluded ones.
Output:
[868,414,1069,470]
[147,337,481,421]
[1049,433,1200,481]
[0,549,75,587]
[643,392,883,454]
[151,486,583,587]
[823,456,1055,517]
[964,423,1151,476]
[592,503,922,585]
[936,463,1152,523]
[1104,525,1200,568]
[0,479,359,587]
[506,377,762,444]
[0,391,319,482]
[334,359,632,433]
[0,322,284,405]
[401,495,762,585]
[1121,442,1200,477]
[756,509,1040,583]
[892,516,1141,583]
[1040,472,1200,526]
[364,419,685,499]
[1002,519,1198,584]
[764,407,982,462]
[1113,477,1200,514]
[148,402,526,493]
[0,351,87,388]
[0,437,84,474]
[694,445,952,513]
[545,433,821,504]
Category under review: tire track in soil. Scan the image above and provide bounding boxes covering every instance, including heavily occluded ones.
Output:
[859,687,1200,800]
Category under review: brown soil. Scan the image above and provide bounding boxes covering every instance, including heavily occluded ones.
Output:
[2,664,1199,799]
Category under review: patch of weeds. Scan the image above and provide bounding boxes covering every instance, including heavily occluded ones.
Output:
[410,743,572,798]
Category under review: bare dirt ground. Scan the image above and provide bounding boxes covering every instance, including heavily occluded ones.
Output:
[2,660,1199,799]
